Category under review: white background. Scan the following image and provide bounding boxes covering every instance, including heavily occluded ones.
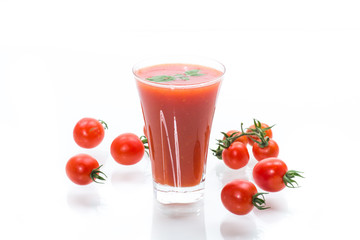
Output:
[1,0,359,239]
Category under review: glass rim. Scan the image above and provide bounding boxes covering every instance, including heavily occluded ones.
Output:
[132,55,225,89]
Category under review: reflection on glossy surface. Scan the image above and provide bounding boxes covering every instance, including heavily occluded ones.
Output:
[220,214,259,240]
[215,161,250,186]
[253,193,289,223]
[111,168,149,185]
[66,185,101,211]
[151,200,206,240]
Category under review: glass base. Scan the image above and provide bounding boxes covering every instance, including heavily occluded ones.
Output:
[153,181,205,204]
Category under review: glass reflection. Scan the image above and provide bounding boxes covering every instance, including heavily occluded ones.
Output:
[151,200,206,240]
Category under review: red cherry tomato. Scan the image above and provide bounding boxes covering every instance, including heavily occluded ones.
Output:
[252,139,279,161]
[222,142,249,169]
[246,123,273,146]
[73,118,107,148]
[253,158,304,192]
[111,133,145,165]
[223,130,248,146]
[66,154,106,185]
[221,179,268,215]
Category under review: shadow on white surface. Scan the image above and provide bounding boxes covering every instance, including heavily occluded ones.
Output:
[253,192,289,223]
[151,200,206,240]
[66,185,101,211]
[215,162,250,186]
[220,214,259,240]
[110,168,149,185]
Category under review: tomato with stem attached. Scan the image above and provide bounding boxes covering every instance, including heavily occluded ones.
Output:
[66,154,106,185]
[222,142,249,169]
[111,133,145,165]
[73,118,108,148]
[253,158,304,192]
[252,139,279,161]
[212,127,255,160]
[246,122,273,146]
[221,179,269,215]
[223,130,248,146]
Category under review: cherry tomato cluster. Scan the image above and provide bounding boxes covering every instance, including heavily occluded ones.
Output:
[213,119,304,215]
[65,117,303,217]
[66,118,148,185]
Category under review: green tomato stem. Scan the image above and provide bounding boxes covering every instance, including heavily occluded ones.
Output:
[140,135,150,157]
[211,119,275,159]
[140,135,149,149]
[90,165,107,184]
[98,119,108,130]
[283,170,305,188]
[252,192,270,210]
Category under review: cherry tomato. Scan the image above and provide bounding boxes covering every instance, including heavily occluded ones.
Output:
[221,179,268,215]
[252,139,279,161]
[253,158,303,192]
[66,154,106,185]
[246,123,273,146]
[111,133,145,165]
[223,130,248,146]
[73,118,107,148]
[222,142,249,169]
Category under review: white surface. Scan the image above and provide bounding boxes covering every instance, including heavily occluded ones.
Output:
[1,1,359,239]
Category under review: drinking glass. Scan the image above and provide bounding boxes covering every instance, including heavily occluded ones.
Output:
[133,56,225,204]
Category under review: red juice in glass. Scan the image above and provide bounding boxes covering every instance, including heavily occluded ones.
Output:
[133,57,224,204]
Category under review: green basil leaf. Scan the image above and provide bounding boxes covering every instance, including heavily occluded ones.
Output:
[146,75,176,82]
[185,69,204,76]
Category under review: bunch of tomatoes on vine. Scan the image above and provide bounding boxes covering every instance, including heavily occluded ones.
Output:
[212,119,304,215]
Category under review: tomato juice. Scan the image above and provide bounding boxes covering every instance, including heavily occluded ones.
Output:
[134,61,224,190]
